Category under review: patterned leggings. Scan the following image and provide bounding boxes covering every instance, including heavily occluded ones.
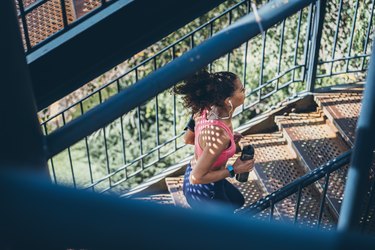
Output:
[182,164,244,212]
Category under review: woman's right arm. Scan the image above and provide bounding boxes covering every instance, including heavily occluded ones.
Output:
[190,128,253,184]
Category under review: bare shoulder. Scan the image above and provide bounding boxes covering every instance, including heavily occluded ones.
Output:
[200,125,230,149]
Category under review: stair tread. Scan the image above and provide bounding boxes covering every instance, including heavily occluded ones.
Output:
[277,111,350,217]
[165,175,271,220]
[242,132,336,229]
[315,90,363,146]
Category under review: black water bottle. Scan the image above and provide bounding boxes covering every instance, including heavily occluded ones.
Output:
[235,144,255,182]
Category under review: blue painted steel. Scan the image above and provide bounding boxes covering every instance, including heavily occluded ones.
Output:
[45,0,316,159]
[0,0,48,174]
[338,39,375,232]
[238,150,351,216]
[306,0,326,92]
[2,168,375,249]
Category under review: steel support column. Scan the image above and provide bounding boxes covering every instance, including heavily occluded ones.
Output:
[338,40,375,231]
[0,0,48,174]
[306,0,326,92]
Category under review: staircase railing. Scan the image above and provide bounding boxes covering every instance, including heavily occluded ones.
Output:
[238,150,352,227]
[40,0,373,194]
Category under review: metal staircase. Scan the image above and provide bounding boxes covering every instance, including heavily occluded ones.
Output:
[159,85,375,232]
[3,0,375,248]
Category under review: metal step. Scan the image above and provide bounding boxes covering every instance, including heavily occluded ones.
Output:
[314,89,375,233]
[241,132,336,229]
[276,110,350,218]
[164,172,270,220]
[314,89,363,146]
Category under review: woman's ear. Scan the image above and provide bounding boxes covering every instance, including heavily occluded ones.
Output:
[224,97,231,107]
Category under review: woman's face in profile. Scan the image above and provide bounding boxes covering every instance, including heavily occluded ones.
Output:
[230,78,245,108]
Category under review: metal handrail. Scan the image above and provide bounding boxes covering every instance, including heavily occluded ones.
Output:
[238,150,352,221]
[338,38,375,231]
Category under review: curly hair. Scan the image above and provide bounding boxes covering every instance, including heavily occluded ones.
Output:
[174,69,238,114]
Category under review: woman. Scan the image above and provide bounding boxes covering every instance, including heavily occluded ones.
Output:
[175,69,254,212]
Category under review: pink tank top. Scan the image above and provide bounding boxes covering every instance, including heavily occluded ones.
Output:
[194,110,236,168]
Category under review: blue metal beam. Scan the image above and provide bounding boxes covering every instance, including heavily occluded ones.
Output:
[46,0,316,158]
[1,168,375,249]
[0,0,48,174]
[338,39,375,231]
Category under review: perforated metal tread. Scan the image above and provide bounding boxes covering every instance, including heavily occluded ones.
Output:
[315,89,363,146]
[276,110,350,218]
[16,0,76,49]
[165,176,269,218]
[16,0,99,50]
[241,133,336,229]
[165,177,190,209]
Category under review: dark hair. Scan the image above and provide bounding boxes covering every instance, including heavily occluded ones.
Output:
[174,69,238,114]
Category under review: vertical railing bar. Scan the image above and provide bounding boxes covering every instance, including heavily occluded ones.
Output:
[153,57,161,161]
[242,41,249,112]
[345,0,360,72]
[43,123,57,184]
[60,0,69,28]
[269,199,274,222]
[361,0,375,70]
[306,0,327,92]
[302,4,314,82]
[116,80,127,166]
[294,185,303,225]
[17,0,32,51]
[190,32,195,49]
[227,10,233,71]
[259,30,267,102]
[172,46,177,151]
[79,101,94,191]
[293,9,303,82]
[209,21,214,73]
[62,112,76,188]
[317,173,330,229]
[241,1,251,112]
[98,90,112,187]
[329,0,343,76]
[276,19,286,90]
[135,69,144,170]
[361,178,375,232]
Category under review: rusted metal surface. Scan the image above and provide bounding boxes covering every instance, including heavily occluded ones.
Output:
[15,0,103,49]
[164,174,270,220]
[16,0,76,48]
[165,177,190,209]
[242,132,336,229]
[276,110,350,218]
[315,90,363,146]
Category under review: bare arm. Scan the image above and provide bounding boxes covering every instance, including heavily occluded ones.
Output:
[190,127,254,184]
[183,129,195,145]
